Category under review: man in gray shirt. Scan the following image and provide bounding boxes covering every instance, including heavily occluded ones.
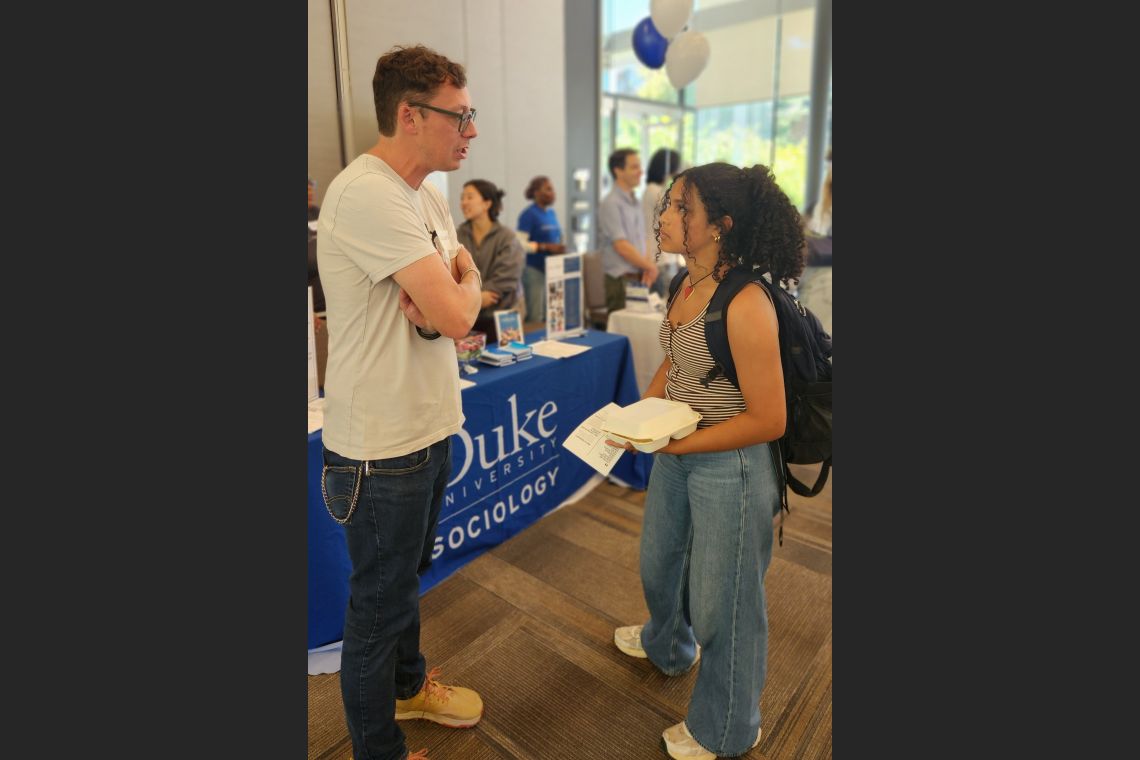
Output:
[598,148,657,312]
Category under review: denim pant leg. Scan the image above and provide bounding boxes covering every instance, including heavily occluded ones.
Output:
[325,437,452,760]
[392,438,451,699]
[638,451,701,676]
[684,445,778,756]
[523,266,545,322]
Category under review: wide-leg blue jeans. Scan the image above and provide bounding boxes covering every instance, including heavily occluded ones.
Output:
[638,444,779,756]
[322,437,451,760]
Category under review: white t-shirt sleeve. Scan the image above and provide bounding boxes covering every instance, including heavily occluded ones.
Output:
[420,181,458,268]
[332,173,441,283]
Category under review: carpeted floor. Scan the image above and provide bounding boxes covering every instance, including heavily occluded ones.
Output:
[308,462,832,759]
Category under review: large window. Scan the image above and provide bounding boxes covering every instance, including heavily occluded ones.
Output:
[601,0,827,211]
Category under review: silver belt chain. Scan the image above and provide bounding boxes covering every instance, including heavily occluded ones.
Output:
[321,461,364,525]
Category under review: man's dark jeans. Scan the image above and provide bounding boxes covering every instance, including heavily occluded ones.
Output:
[322,437,451,760]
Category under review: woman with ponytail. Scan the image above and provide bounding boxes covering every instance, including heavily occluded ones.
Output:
[609,162,804,760]
[456,179,526,336]
[517,175,566,322]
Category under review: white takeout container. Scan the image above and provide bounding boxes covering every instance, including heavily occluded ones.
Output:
[602,398,702,453]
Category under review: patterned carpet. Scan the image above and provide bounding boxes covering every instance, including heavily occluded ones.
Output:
[308,462,832,759]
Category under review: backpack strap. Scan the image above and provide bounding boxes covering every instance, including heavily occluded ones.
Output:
[703,266,766,389]
[769,439,788,546]
[785,457,831,497]
[667,267,688,306]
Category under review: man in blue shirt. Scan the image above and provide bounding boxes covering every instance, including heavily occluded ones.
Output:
[598,148,657,312]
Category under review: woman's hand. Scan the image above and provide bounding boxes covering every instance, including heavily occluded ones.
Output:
[603,438,682,455]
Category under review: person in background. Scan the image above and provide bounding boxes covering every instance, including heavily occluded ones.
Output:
[317,44,485,760]
[642,148,684,297]
[608,162,804,760]
[795,147,832,335]
[308,176,325,316]
[456,179,525,336]
[598,148,656,313]
[516,175,566,323]
[308,175,319,220]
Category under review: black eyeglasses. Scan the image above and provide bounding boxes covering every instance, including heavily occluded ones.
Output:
[407,101,476,134]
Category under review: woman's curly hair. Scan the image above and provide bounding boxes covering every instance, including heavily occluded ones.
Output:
[655,162,805,284]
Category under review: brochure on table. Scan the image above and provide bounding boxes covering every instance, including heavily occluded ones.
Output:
[545,252,585,340]
[493,309,524,347]
[529,339,591,359]
[308,286,319,403]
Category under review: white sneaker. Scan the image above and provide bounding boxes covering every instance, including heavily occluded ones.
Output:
[613,625,648,658]
[661,721,761,759]
[613,625,701,665]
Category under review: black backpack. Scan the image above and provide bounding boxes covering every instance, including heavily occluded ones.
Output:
[667,266,833,530]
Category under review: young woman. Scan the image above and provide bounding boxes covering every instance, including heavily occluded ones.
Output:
[456,179,526,336]
[609,162,805,760]
[516,175,566,323]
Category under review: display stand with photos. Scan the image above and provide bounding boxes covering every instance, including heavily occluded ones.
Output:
[545,252,585,340]
[492,309,524,347]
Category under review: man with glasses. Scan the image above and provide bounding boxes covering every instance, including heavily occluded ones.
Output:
[317,44,484,760]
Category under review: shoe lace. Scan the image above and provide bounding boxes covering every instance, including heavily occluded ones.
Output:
[407,749,429,760]
[422,666,453,704]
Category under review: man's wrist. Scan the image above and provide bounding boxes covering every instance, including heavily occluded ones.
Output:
[416,326,442,340]
[460,267,483,288]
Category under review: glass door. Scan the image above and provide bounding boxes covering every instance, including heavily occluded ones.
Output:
[601,96,687,199]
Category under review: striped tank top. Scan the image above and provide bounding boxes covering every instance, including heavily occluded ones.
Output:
[657,304,746,428]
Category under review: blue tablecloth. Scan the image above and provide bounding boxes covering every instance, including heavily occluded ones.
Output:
[308,328,652,649]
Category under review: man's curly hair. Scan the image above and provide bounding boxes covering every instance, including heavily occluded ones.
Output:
[655,162,805,284]
[373,45,467,137]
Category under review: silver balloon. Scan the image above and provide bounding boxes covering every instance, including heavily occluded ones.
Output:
[665,31,710,90]
[650,0,694,40]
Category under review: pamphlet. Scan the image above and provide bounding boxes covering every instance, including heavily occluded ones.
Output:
[624,281,652,312]
[493,309,524,347]
[478,346,516,366]
[529,339,591,359]
[500,340,533,360]
[545,253,585,339]
[562,402,626,476]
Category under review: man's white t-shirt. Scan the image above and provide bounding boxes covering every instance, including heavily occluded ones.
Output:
[317,153,463,461]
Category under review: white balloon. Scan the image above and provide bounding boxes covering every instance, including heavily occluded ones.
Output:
[650,0,693,40]
[665,31,710,90]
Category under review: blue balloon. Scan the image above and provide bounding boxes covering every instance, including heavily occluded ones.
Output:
[632,17,668,70]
